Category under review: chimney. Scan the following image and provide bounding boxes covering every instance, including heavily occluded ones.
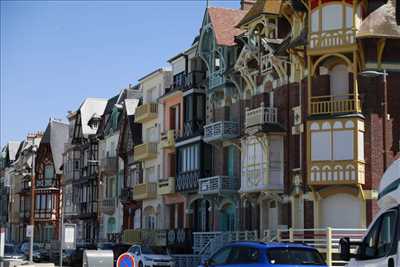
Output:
[241,0,255,11]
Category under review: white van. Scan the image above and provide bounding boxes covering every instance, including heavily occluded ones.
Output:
[340,159,400,266]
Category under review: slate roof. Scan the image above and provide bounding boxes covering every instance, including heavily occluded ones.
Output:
[79,98,108,137]
[7,141,21,161]
[207,7,247,46]
[41,120,69,174]
[237,0,283,28]
[357,0,400,39]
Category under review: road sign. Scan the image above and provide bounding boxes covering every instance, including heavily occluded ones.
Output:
[26,225,33,237]
[117,253,135,267]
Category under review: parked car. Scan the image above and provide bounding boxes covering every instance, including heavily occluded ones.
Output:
[199,241,327,267]
[127,244,175,267]
[19,242,48,262]
[3,243,27,262]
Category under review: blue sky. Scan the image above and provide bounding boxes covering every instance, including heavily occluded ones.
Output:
[0,0,239,146]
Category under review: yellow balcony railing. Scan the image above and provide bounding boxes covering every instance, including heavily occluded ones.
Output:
[309,160,365,185]
[132,182,157,200]
[134,143,157,161]
[309,28,356,53]
[158,177,176,195]
[160,129,176,149]
[134,102,158,123]
[310,94,361,115]
[122,229,167,246]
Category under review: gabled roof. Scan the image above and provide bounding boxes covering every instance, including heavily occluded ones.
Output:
[7,141,21,161]
[237,0,283,28]
[79,98,108,137]
[125,99,140,116]
[357,0,400,39]
[207,7,247,46]
[41,120,69,174]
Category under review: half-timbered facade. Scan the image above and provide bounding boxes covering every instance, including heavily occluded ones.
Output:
[34,120,68,245]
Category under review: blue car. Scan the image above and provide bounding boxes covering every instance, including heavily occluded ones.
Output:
[199,241,327,267]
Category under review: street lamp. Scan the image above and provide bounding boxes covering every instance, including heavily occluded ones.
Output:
[359,69,389,170]
[29,145,38,263]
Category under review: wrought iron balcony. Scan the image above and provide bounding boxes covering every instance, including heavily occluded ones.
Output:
[245,105,278,129]
[134,143,157,161]
[120,187,134,204]
[35,179,59,190]
[158,177,176,195]
[161,129,177,149]
[102,197,116,215]
[203,121,239,143]
[176,170,200,192]
[209,70,224,89]
[198,176,240,195]
[309,28,356,54]
[310,94,361,115]
[132,182,157,200]
[184,71,206,91]
[100,156,118,174]
[176,120,204,141]
[134,102,158,123]
[78,202,97,219]
[34,209,57,221]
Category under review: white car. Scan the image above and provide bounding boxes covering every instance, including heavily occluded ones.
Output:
[127,244,175,267]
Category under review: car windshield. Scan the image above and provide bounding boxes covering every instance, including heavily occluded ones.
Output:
[267,248,325,265]
[5,245,16,254]
[141,246,167,255]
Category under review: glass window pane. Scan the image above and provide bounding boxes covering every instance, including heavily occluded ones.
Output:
[377,211,397,257]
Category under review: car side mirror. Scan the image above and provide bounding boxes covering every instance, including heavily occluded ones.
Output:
[339,237,351,261]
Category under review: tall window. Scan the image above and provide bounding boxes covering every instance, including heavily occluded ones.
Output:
[179,144,199,173]
[44,165,54,179]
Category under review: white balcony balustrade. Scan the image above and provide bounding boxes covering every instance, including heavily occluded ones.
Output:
[203,121,239,143]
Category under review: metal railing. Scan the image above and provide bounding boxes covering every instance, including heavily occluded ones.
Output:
[245,106,278,128]
[310,94,361,115]
[276,228,366,266]
[198,176,240,195]
[193,231,258,256]
[172,254,202,267]
[203,121,239,143]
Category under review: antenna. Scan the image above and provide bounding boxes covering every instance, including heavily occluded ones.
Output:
[206,0,209,8]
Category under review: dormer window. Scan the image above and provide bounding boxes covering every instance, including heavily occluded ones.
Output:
[214,52,221,71]
[88,114,101,130]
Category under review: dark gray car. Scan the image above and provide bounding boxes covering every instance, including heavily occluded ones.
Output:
[4,243,27,262]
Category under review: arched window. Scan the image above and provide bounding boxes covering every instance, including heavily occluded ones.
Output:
[44,164,54,179]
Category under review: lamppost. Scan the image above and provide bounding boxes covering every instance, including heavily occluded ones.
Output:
[359,69,389,170]
[29,145,38,263]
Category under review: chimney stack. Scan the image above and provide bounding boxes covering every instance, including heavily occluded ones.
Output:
[240,0,255,11]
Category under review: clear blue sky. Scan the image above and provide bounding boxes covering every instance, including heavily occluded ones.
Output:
[1,0,239,146]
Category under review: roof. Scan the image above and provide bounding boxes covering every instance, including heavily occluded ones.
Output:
[40,120,69,174]
[125,99,140,116]
[138,68,171,82]
[207,7,247,46]
[7,141,21,161]
[79,98,108,137]
[228,241,317,249]
[237,0,283,28]
[357,0,400,39]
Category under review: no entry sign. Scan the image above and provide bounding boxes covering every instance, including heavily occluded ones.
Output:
[117,253,135,267]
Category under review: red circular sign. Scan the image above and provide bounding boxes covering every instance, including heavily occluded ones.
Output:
[117,253,135,267]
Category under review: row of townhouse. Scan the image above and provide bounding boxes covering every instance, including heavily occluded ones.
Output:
[1,0,399,259]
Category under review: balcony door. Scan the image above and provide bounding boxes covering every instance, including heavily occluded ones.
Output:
[329,64,349,100]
